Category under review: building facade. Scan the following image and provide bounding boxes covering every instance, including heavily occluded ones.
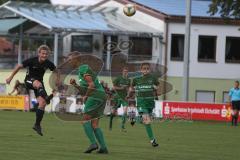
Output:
[98,0,240,103]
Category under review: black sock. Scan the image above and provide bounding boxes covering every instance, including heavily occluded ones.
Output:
[35,109,45,126]
[37,87,48,100]
[235,116,238,126]
[46,94,54,104]
[109,114,114,129]
[232,116,235,125]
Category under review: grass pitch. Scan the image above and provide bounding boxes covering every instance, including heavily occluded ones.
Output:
[0,111,239,160]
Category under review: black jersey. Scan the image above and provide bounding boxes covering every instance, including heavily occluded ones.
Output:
[22,57,56,81]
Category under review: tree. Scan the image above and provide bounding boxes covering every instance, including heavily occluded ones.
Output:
[208,0,240,18]
[0,0,8,5]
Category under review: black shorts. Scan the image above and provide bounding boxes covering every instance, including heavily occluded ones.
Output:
[25,78,46,98]
[232,101,240,110]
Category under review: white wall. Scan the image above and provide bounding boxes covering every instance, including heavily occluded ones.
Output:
[167,23,240,79]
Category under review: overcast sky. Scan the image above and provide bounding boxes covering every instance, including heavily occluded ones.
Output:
[50,0,102,5]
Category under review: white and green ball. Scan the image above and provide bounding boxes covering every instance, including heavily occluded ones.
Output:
[123,4,136,17]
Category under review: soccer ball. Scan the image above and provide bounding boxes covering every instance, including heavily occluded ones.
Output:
[123,4,136,17]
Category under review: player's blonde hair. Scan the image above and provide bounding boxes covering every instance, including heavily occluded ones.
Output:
[37,45,51,54]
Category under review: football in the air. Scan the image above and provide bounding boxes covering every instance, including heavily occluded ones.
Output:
[123,4,136,17]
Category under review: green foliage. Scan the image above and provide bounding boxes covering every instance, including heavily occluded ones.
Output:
[0,0,8,5]
[208,0,240,18]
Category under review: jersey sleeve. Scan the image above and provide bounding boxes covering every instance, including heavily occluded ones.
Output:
[132,78,136,87]
[113,77,119,86]
[22,58,32,68]
[153,75,159,86]
[48,61,56,71]
[127,79,131,87]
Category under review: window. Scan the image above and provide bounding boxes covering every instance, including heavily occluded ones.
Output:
[129,37,152,60]
[198,36,216,62]
[225,37,240,63]
[71,35,93,53]
[196,90,215,103]
[0,84,6,94]
[103,35,118,53]
[222,91,229,103]
[170,34,184,61]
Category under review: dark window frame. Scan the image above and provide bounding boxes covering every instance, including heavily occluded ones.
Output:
[71,35,93,53]
[103,35,118,54]
[222,91,229,103]
[198,35,217,63]
[128,37,152,60]
[225,36,240,64]
[170,34,185,61]
[195,90,216,103]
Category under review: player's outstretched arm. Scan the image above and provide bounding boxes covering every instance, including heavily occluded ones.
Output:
[8,88,16,95]
[70,78,80,89]
[69,78,86,96]
[126,86,135,100]
[83,75,96,102]
[6,64,23,84]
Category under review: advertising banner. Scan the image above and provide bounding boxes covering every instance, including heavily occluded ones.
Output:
[162,101,234,121]
[0,95,30,111]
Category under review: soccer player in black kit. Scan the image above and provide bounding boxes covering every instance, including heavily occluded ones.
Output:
[6,45,57,136]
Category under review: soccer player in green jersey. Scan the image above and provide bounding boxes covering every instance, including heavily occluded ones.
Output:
[128,63,159,147]
[70,64,108,154]
[109,66,131,131]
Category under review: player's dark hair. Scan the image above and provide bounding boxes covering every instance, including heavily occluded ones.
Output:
[235,80,239,84]
[140,62,150,69]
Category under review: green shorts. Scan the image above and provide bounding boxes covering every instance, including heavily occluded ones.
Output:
[84,96,106,114]
[137,107,154,114]
[113,98,128,109]
[136,98,154,114]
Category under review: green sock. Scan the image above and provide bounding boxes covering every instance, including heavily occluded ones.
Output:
[121,113,127,129]
[83,121,96,145]
[144,124,154,140]
[109,114,114,129]
[94,128,107,149]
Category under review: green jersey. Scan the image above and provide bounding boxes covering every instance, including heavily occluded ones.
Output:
[132,74,159,111]
[78,64,105,98]
[113,76,130,99]
[78,64,106,115]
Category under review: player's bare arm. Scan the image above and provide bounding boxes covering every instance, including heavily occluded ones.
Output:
[126,86,135,100]
[6,64,23,84]
[83,75,96,102]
